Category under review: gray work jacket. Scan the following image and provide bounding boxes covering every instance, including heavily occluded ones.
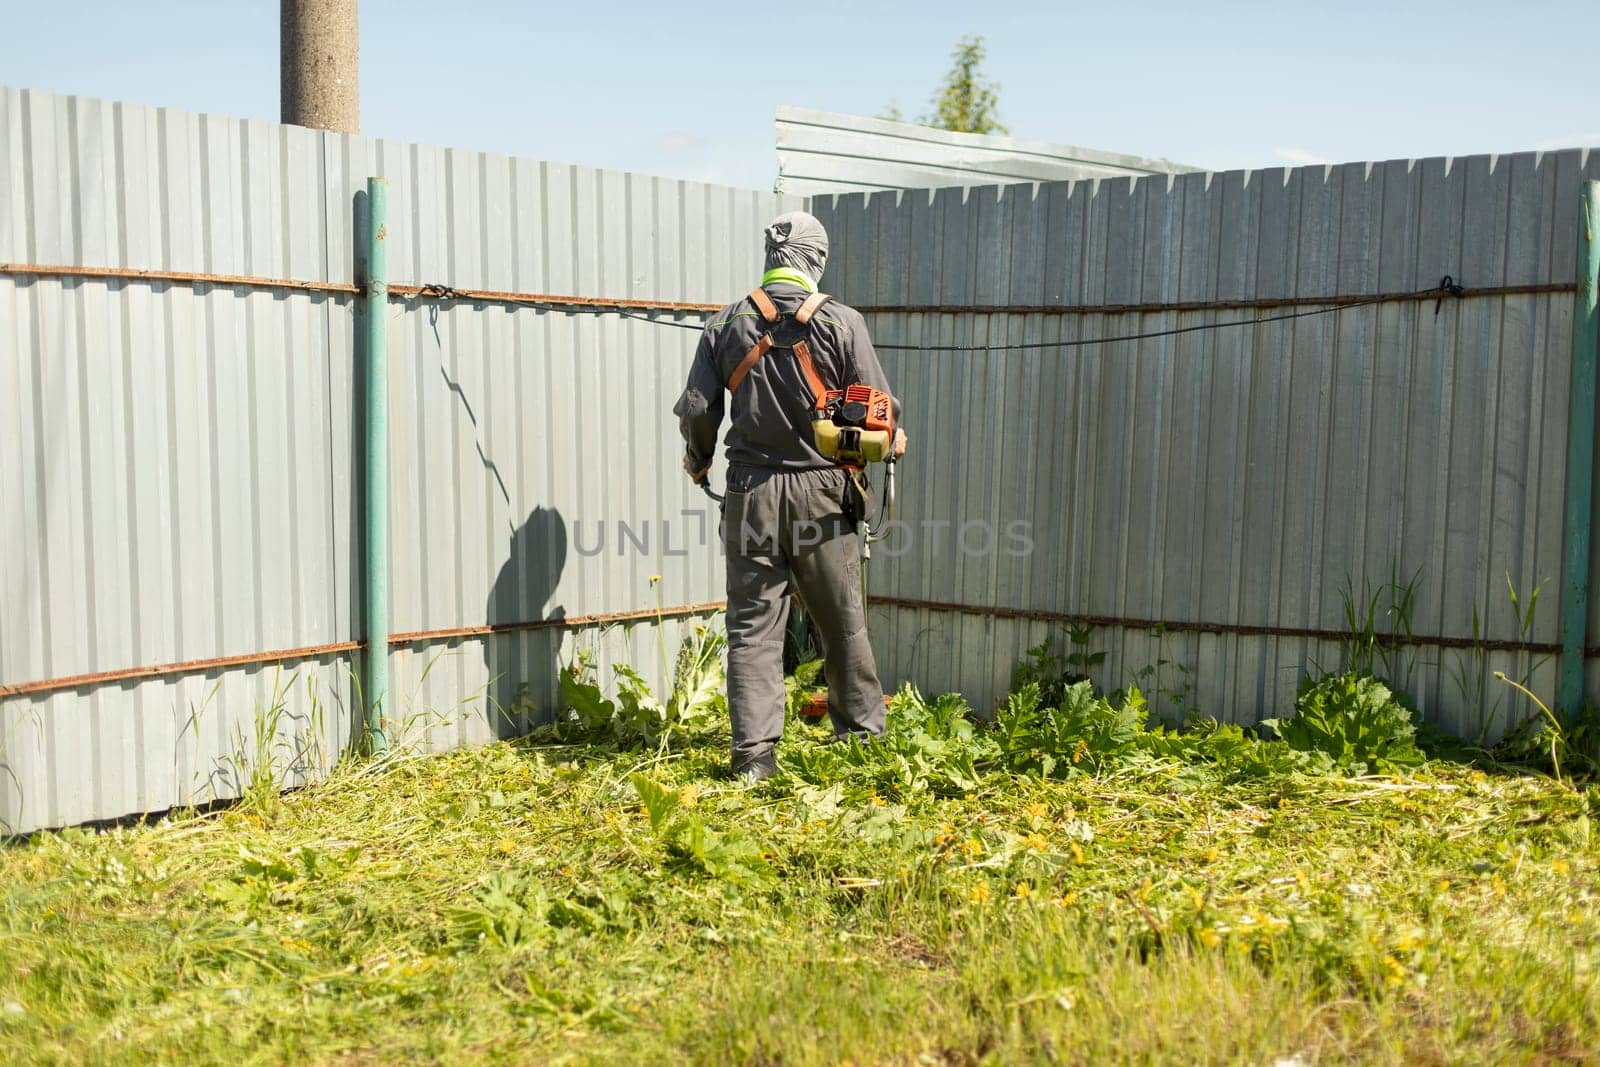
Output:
[674,281,901,472]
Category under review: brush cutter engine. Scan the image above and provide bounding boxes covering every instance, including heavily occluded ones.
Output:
[813,383,896,467]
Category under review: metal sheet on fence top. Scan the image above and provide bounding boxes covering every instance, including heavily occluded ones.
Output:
[817,151,1600,737]
[776,106,1198,199]
[0,86,798,832]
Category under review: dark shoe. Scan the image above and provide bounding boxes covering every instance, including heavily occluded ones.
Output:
[731,751,779,783]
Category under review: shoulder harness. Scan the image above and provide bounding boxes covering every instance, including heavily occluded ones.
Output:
[726,288,833,410]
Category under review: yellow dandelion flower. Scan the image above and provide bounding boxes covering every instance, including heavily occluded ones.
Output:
[968,883,990,904]
[1056,892,1079,908]
[1070,842,1085,865]
[1436,879,1450,892]
[495,839,517,854]
[1204,847,1220,863]
[1013,882,1032,900]
[678,784,699,808]
[962,838,984,858]
[1551,859,1571,875]
[1024,802,1048,821]
[1197,928,1221,949]
[1023,833,1049,853]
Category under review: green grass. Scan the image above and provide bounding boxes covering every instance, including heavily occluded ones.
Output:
[2,685,1599,1065]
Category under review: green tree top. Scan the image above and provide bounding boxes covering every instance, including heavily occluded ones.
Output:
[925,34,1007,135]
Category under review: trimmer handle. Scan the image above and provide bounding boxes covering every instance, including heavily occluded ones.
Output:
[863,457,898,547]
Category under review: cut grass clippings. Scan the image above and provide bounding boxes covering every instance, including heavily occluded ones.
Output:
[2,689,1599,1065]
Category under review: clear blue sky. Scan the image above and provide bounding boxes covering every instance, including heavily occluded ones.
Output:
[3,1,1594,190]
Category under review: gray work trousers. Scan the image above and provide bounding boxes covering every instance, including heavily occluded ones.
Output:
[722,464,885,768]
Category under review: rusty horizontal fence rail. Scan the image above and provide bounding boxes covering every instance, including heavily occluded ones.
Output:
[867,596,1585,657]
[387,282,720,313]
[1,262,361,296]
[0,262,723,314]
[387,601,728,644]
[0,642,364,699]
[853,281,1577,317]
[4,264,1575,325]
[1,602,729,699]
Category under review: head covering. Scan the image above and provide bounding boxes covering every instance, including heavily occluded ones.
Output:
[763,211,829,285]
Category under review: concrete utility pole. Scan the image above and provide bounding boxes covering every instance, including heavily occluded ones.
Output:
[281,0,359,133]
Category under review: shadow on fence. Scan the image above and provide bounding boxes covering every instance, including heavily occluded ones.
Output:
[486,506,568,737]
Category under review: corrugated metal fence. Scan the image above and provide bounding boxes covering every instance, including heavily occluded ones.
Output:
[816,152,1600,734]
[5,84,1598,833]
[1,86,798,832]
[776,106,1197,199]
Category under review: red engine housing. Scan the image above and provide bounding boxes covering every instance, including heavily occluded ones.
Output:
[821,383,895,437]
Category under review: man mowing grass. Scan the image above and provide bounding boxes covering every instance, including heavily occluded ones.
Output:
[674,212,908,782]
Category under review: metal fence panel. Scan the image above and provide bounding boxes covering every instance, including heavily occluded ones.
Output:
[821,151,1600,734]
[776,106,1197,199]
[1,86,798,832]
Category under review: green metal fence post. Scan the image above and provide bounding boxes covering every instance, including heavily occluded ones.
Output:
[364,176,391,754]
[1560,180,1600,715]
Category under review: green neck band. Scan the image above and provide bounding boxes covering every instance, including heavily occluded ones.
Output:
[760,266,817,293]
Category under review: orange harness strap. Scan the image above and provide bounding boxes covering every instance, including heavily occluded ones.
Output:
[794,293,833,407]
[726,288,832,400]
[727,333,772,393]
[748,287,780,323]
[793,339,829,410]
[794,291,830,325]
[727,288,780,393]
